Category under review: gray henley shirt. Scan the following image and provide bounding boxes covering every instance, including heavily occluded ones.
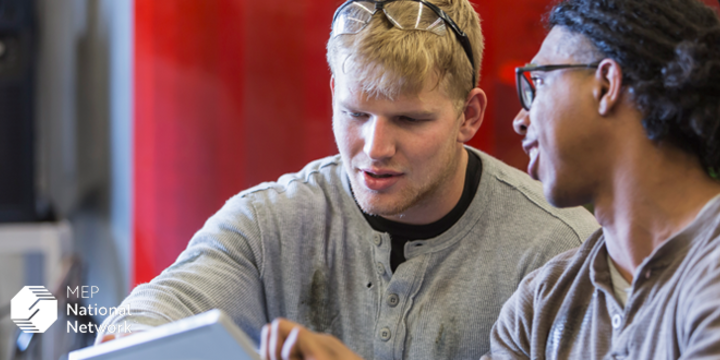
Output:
[99,148,599,360]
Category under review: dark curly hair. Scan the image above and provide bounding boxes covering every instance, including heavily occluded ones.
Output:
[548,0,720,177]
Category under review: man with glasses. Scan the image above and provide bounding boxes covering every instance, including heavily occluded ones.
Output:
[98,0,598,358]
[260,0,720,359]
[487,0,720,358]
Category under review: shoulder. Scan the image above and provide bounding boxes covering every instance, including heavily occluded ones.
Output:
[510,232,602,304]
[219,155,350,213]
[530,233,600,287]
[190,155,353,275]
[489,234,602,357]
[239,155,345,199]
[679,197,720,301]
[469,147,599,244]
[197,155,351,235]
[673,223,720,356]
[681,226,720,310]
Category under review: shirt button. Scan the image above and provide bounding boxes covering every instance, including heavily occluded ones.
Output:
[645,269,652,279]
[379,327,391,341]
[612,314,622,329]
[376,262,385,275]
[387,293,399,307]
[373,235,382,246]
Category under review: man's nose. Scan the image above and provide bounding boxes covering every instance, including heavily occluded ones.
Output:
[513,109,530,136]
[363,117,396,160]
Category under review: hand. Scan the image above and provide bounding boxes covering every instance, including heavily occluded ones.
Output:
[99,331,137,343]
[260,318,364,360]
[99,333,123,343]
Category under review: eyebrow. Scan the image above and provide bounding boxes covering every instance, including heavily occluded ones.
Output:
[394,110,437,118]
[338,101,438,118]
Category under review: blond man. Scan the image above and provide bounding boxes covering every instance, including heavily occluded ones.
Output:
[99,0,597,358]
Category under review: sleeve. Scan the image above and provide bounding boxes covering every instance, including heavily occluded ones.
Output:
[481,270,540,360]
[95,194,268,345]
[680,247,720,359]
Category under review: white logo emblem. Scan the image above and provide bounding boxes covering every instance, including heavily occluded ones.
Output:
[11,286,58,333]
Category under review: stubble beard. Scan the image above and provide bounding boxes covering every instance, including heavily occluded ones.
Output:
[350,147,460,219]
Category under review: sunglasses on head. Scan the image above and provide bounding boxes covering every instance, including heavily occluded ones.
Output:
[331,0,477,89]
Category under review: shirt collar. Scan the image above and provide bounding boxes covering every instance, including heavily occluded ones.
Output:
[587,232,615,295]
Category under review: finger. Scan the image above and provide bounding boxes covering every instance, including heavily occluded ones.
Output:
[270,319,282,360]
[100,334,116,343]
[260,324,270,359]
[281,326,301,360]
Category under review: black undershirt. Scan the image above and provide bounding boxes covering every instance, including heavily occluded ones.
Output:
[361,149,483,272]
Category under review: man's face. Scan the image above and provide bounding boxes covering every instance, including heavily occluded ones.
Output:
[515,27,608,207]
[332,70,467,223]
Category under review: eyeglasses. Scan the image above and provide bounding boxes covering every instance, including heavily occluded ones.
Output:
[515,63,599,110]
[331,0,476,88]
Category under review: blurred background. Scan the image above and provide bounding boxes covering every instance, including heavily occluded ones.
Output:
[0,0,717,359]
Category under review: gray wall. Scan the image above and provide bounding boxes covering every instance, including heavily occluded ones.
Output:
[35,0,133,316]
[0,0,132,356]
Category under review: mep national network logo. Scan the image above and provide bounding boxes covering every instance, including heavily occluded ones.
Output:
[11,286,58,333]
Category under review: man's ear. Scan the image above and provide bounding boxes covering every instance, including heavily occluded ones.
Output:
[330,76,335,96]
[458,88,487,143]
[594,58,624,116]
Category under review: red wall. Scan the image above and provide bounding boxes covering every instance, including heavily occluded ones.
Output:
[134,0,340,283]
[133,0,720,286]
[132,0,553,286]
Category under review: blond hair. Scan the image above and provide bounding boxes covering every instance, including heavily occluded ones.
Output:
[327,0,483,105]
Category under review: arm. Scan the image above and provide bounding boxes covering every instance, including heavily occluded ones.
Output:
[482,271,539,360]
[97,194,268,344]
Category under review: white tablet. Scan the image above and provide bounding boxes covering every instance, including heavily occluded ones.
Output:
[68,309,261,360]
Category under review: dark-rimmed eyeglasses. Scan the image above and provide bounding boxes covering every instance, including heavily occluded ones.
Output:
[331,0,476,88]
[515,63,599,110]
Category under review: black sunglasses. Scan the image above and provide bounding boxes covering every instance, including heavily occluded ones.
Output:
[331,0,477,88]
[515,63,599,110]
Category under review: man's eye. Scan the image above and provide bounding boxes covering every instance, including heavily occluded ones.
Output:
[531,77,543,86]
[399,116,421,123]
[344,111,365,118]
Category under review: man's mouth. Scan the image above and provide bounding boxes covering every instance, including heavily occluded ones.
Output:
[527,146,540,181]
[360,167,402,177]
[529,147,538,161]
[365,171,394,179]
[522,139,537,156]
[359,168,403,191]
